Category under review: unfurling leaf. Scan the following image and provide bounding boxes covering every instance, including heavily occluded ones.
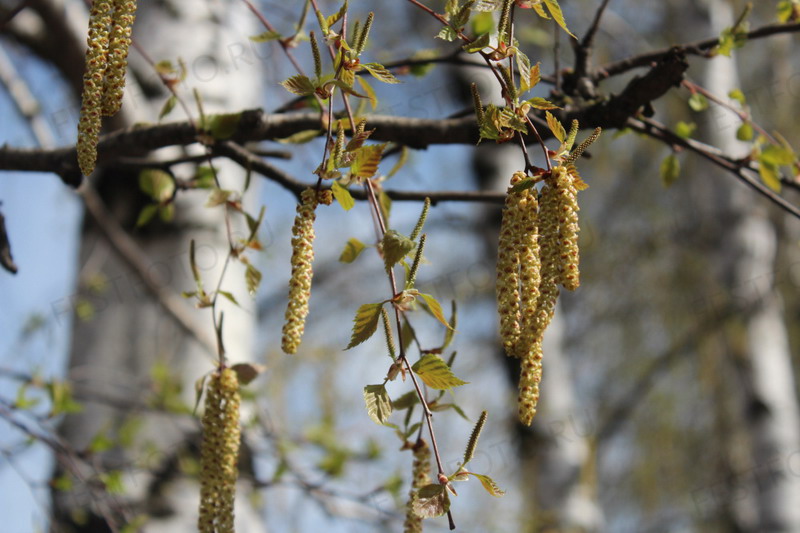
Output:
[688,92,709,112]
[545,111,566,143]
[339,237,366,263]
[412,354,468,390]
[159,95,177,120]
[363,384,392,425]
[347,302,384,349]
[362,63,401,84]
[331,180,355,211]
[543,0,576,38]
[412,484,450,518]
[417,293,453,330]
[382,230,415,271]
[463,32,491,53]
[280,74,317,96]
[351,144,386,178]
[139,169,175,203]
[736,122,754,141]
[245,264,262,295]
[469,473,506,496]
[758,159,782,192]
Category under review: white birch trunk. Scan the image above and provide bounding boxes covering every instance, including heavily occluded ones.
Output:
[51,1,265,531]
[704,1,800,531]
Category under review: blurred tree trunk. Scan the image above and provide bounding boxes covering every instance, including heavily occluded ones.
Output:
[46,1,265,531]
[703,1,800,531]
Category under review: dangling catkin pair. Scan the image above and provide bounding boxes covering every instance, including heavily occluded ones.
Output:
[496,166,581,425]
[77,0,137,176]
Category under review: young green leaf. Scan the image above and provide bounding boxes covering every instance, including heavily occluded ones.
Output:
[543,0,576,38]
[469,473,506,496]
[412,353,468,390]
[417,293,453,330]
[545,111,566,143]
[159,95,177,120]
[688,92,709,112]
[362,63,401,84]
[736,122,754,141]
[331,180,355,211]
[136,205,158,228]
[350,144,386,178]
[463,33,491,53]
[758,159,782,192]
[382,230,415,271]
[363,384,393,425]
[281,74,317,96]
[339,237,366,263]
[245,264,262,295]
[347,302,384,349]
[139,169,175,203]
[660,153,680,188]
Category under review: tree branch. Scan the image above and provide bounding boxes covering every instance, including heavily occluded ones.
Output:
[593,21,800,82]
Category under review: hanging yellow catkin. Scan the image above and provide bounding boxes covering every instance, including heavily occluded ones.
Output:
[77,0,113,176]
[514,188,541,359]
[496,173,525,356]
[517,183,561,426]
[281,188,319,354]
[199,368,241,533]
[101,0,137,116]
[403,438,431,533]
[553,165,581,291]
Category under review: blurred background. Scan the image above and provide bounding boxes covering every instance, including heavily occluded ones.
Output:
[2,0,800,532]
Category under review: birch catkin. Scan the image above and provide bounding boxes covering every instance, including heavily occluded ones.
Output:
[403,439,431,533]
[553,166,581,291]
[517,183,560,426]
[199,368,241,533]
[77,0,113,176]
[281,188,319,354]
[496,173,525,356]
[101,0,137,116]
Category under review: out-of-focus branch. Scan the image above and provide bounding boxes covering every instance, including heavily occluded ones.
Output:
[0,207,17,274]
[628,117,800,219]
[593,21,800,82]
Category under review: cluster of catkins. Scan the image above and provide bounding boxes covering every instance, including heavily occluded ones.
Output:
[77,0,137,176]
[281,187,333,354]
[403,438,432,533]
[198,368,241,533]
[497,166,581,426]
